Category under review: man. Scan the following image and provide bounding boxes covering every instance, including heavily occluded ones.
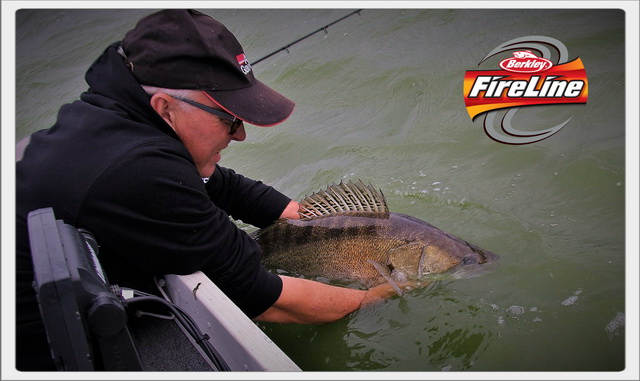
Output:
[16,9,391,371]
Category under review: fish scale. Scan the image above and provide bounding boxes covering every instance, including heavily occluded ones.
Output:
[258,214,406,286]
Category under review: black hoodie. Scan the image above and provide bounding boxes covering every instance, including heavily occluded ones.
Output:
[16,43,289,370]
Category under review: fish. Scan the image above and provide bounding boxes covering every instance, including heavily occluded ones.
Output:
[255,180,498,293]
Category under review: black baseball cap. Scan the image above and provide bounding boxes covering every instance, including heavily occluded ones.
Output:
[121,9,295,126]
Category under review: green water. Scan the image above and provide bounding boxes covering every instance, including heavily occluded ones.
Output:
[14,8,628,372]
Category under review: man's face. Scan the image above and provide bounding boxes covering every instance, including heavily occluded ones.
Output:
[168,92,246,177]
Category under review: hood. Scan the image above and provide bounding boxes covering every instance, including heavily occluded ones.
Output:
[82,42,175,137]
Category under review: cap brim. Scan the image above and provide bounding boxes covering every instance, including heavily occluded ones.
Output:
[204,81,295,127]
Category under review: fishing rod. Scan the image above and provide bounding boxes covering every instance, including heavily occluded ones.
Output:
[252,9,363,65]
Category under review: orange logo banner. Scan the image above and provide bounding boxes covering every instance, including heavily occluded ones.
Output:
[464,58,588,120]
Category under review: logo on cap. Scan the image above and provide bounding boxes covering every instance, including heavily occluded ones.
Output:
[236,53,252,75]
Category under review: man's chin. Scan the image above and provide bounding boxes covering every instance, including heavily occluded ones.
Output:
[200,163,218,180]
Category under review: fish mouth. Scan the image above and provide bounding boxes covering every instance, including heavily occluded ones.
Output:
[464,243,499,265]
[478,248,499,264]
[451,248,500,279]
[451,259,499,280]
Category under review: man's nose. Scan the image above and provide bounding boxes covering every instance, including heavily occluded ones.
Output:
[231,123,246,141]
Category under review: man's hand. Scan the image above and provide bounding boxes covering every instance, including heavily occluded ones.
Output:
[359,280,423,307]
[279,200,301,220]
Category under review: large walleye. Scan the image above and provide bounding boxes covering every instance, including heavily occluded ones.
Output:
[255,181,497,293]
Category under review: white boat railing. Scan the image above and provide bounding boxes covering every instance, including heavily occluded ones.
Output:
[162,272,301,371]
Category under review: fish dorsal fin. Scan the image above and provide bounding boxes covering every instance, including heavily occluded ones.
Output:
[298,180,389,219]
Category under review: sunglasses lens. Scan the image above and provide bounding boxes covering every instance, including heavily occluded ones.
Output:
[230,120,242,135]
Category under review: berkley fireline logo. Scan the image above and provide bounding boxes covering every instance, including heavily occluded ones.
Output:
[464,36,588,144]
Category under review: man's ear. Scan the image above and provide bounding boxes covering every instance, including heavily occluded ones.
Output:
[149,93,177,131]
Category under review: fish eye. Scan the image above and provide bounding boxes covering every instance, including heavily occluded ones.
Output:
[462,254,478,265]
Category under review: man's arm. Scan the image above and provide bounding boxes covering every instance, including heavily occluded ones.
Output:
[254,275,401,324]
[207,166,293,228]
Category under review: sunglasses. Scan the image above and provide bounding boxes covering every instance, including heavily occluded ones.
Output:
[170,95,243,135]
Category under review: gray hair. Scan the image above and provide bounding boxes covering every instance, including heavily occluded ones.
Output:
[141,86,200,111]
[141,86,197,98]
[117,44,200,110]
